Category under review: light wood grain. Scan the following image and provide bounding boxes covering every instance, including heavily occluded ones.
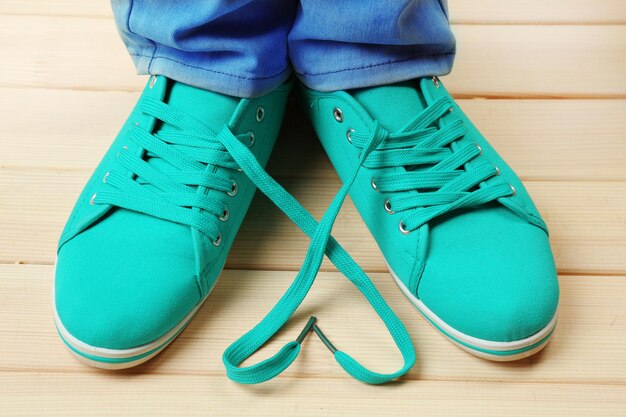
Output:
[449,0,626,24]
[447,25,626,98]
[0,167,624,274]
[2,371,625,417]
[2,87,625,181]
[0,15,624,97]
[2,0,625,24]
[2,265,626,386]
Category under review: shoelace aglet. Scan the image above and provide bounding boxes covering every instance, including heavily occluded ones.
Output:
[294,316,338,354]
[296,316,318,344]
[313,324,337,353]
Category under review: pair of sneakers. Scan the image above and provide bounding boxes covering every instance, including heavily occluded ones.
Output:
[54,75,559,383]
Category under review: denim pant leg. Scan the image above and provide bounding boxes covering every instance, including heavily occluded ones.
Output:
[288,0,456,91]
[110,0,297,97]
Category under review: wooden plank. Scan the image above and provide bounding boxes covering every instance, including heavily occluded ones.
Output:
[449,0,626,24]
[0,169,624,273]
[1,371,625,417]
[1,0,625,24]
[2,265,626,386]
[0,15,624,96]
[447,25,626,98]
[1,87,625,181]
[0,1,111,18]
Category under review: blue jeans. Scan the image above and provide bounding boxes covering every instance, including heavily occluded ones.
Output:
[111,0,455,97]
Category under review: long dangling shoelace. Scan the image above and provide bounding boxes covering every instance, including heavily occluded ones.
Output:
[93,95,416,384]
[217,123,415,384]
[218,95,514,383]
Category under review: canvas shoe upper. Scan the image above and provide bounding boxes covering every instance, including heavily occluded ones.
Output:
[54,76,290,367]
[299,77,559,360]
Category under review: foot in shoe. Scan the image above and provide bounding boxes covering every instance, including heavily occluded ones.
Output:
[300,77,559,360]
[54,76,291,369]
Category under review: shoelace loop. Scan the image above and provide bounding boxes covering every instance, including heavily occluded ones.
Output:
[216,121,415,385]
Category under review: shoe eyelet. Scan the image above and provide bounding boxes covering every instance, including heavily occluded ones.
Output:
[247,131,255,147]
[494,165,501,176]
[90,193,97,205]
[432,76,440,88]
[474,142,483,155]
[117,145,129,158]
[219,207,230,222]
[384,198,394,214]
[212,233,222,247]
[102,172,110,183]
[371,177,378,191]
[399,220,411,235]
[333,107,344,123]
[346,128,355,144]
[227,181,238,196]
[509,184,517,196]
[149,75,157,89]
[256,106,265,122]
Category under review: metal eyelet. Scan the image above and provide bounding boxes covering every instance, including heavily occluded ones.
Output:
[346,128,355,144]
[449,107,454,113]
[227,181,238,196]
[256,106,265,122]
[509,184,517,196]
[333,107,344,123]
[117,145,129,158]
[494,165,501,176]
[219,207,230,222]
[474,142,483,155]
[432,76,440,88]
[247,131,255,147]
[399,221,411,235]
[149,75,157,89]
[102,172,110,183]
[371,177,378,191]
[90,193,97,205]
[384,198,394,214]
[212,233,222,247]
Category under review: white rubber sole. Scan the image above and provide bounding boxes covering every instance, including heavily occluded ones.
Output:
[385,260,557,361]
[53,262,217,370]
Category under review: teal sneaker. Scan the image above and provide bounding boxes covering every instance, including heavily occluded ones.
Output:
[300,77,559,361]
[54,76,290,369]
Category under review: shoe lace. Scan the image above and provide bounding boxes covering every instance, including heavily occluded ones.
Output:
[93,97,252,245]
[95,95,416,384]
[349,96,515,233]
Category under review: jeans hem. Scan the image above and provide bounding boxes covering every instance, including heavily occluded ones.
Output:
[130,53,292,98]
[295,52,455,92]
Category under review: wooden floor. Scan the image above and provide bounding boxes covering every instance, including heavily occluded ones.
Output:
[1,1,626,416]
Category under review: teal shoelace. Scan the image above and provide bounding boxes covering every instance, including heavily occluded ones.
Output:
[94,97,253,245]
[93,95,416,384]
[349,96,514,234]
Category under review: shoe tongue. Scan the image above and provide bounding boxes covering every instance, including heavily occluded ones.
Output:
[351,80,426,131]
[147,81,240,175]
[159,81,239,134]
